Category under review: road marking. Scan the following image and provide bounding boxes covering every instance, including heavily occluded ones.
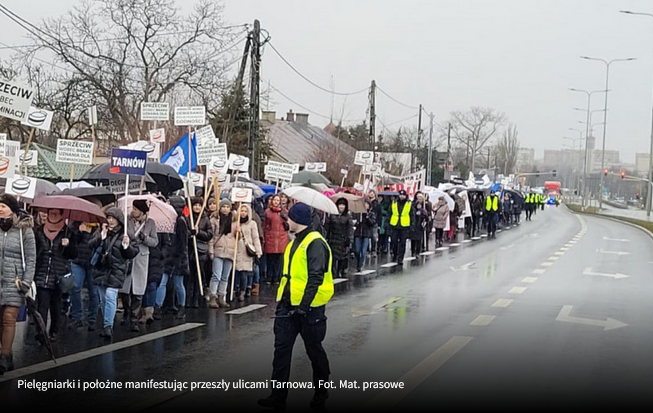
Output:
[450,243,461,247]
[470,315,496,326]
[500,244,515,250]
[532,269,546,275]
[353,297,404,318]
[436,247,449,252]
[560,247,569,251]
[481,234,488,238]
[403,257,417,262]
[582,267,630,279]
[556,305,628,331]
[603,237,630,242]
[462,240,472,244]
[492,298,514,308]
[567,242,576,246]
[597,249,630,256]
[0,323,205,382]
[365,336,473,410]
[554,251,565,256]
[509,287,527,294]
[354,270,377,275]
[472,237,481,241]
[505,227,511,230]
[497,230,502,233]
[541,262,554,267]
[381,263,398,268]
[522,277,538,283]
[548,256,560,261]
[450,262,476,272]
[333,278,349,284]
[420,251,436,256]
[224,304,267,315]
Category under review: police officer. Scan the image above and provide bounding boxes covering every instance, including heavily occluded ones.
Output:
[486,191,501,238]
[524,192,532,221]
[258,203,334,410]
[389,189,413,265]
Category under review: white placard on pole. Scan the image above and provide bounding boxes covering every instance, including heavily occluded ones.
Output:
[354,151,374,166]
[21,106,54,131]
[228,153,250,172]
[0,78,35,122]
[174,106,206,126]
[209,157,229,178]
[197,142,227,166]
[18,150,38,167]
[140,102,170,121]
[363,162,383,175]
[56,139,95,165]
[195,125,216,147]
[231,187,253,204]
[122,140,160,160]
[265,160,295,182]
[5,176,37,199]
[190,172,205,188]
[0,155,16,179]
[88,106,98,125]
[149,128,166,144]
[305,162,327,172]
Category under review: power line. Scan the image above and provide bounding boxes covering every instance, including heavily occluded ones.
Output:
[267,40,368,96]
[376,85,419,110]
[377,114,418,134]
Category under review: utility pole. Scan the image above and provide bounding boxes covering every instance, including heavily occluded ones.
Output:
[221,36,251,145]
[415,104,422,173]
[427,112,434,186]
[369,80,376,160]
[249,19,261,178]
[446,124,451,180]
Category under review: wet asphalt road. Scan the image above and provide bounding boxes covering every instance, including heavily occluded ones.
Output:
[2,206,653,410]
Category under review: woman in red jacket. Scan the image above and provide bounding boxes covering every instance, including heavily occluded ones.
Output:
[263,195,289,285]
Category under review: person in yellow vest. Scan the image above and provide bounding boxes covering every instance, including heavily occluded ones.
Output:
[258,203,333,410]
[485,191,501,238]
[524,192,533,221]
[389,189,413,265]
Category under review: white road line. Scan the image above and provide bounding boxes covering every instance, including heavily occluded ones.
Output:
[554,251,564,256]
[532,269,546,275]
[481,234,488,238]
[404,257,417,262]
[0,323,205,382]
[450,243,461,247]
[420,251,436,256]
[354,270,377,275]
[541,262,554,267]
[333,278,349,284]
[522,277,538,283]
[462,240,472,244]
[560,247,569,251]
[505,227,511,230]
[470,315,496,326]
[509,287,527,294]
[492,298,514,308]
[365,336,473,410]
[436,247,449,252]
[497,230,502,233]
[381,263,398,268]
[548,256,560,261]
[472,237,481,241]
[225,304,267,315]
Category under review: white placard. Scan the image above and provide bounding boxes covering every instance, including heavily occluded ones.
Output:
[354,182,364,192]
[354,151,374,166]
[174,106,206,126]
[0,155,16,179]
[208,157,229,178]
[123,140,159,160]
[305,162,327,172]
[340,168,348,175]
[196,142,227,166]
[266,160,295,182]
[217,173,230,185]
[88,106,98,125]
[56,139,95,165]
[231,187,252,204]
[18,150,38,167]
[0,78,35,122]
[21,106,54,131]
[5,176,36,199]
[149,128,166,144]
[228,153,250,172]
[195,125,216,147]
[363,162,383,175]
[3,140,20,163]
[140,102,170,121]
[190,172,204,188]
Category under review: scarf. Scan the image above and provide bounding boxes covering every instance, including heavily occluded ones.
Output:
[44,218,65,242]
[270,206,281,213]
[240,216,249,224]
[0,217,13,232]
[219,212,232,235]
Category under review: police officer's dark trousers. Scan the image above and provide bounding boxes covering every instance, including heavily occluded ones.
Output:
[271,302,330,400]
[390,227,408,263]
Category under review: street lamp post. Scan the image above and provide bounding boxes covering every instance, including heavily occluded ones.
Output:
[580,56,636,210]
[621,10,653,216]
[570,88,608,207]
[569,127,585,195]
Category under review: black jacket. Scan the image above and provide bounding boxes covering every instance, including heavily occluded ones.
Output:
[90,227,139,289]
[34,226,78,290]
[326,210,353,260]
[190,213,213,260]
[160,232,176,276]
[354,211,376,239]
[71,223,97,267]
[409,205,428,241]
[147,233,166,286]
[172,215,191,278]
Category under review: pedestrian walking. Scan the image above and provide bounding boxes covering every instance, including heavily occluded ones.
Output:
[69,222,100,331]
[208,199,236,308]
[325,198,353,277]
[389,190,412,265]
[433,196,449,248]
[353,199,376,272]
[263,195,289,285]
[185,197,213,308]
[409,200,427,257]
[234,204,262,302]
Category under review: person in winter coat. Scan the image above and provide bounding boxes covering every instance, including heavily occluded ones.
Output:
[353,199,376,272]
[264,195,289,285]
[155,196,188,319]
[186,196,213,308]
[367,191,380,257]
[409,200,427,257]
[513,194,523,224]
[90,208,138,339]
[0,194,35,374]
[377,195,391,254]
[70,222,100,331]
[121,199,158,332]
[471,193,483,238]
[433,196,450,248]
[34,208,78,343]
[325,198,353,278]
[502,194,513,226]
[234,204,262,302]
[139,232,166,325]
[208,198,236,308]
[250,203,264,295]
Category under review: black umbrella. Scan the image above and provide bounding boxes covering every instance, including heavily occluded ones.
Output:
[143,162,183,195]
[62,187,116,206]
[16,281,56,363]
[81,163,158,193]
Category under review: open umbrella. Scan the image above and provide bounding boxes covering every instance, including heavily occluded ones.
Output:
[31,195,107,223]
[425,188,455,211]
[143,162,184,195]
[116,194,176,233]
[282,186,338,215]
[56,181,94,190]
[292,171,331,185]
[62,186,116,207]
[378,190,399,197]
[330,192,366,214]
[0,177,61,203]
[81,162,157,193]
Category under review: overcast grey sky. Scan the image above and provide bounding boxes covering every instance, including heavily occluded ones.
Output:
[3,0,653,163]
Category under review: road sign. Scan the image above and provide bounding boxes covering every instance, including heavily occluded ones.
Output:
[174,106,206,126]
[110,148,147,175]
[56,139,95,165]
[0,78,35,122]
[140,102,170,121]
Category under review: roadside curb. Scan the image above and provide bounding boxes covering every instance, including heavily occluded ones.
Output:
[565,204,653,241]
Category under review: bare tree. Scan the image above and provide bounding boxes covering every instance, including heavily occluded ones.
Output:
[495,123,520,175]
[308,139,357,186]
[447,107,506,172]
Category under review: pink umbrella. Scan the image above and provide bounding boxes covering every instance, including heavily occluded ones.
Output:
[116,194,176,233]
[31,195,107,223]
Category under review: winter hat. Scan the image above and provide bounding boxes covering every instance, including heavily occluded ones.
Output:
[398,189,407,196]
[219,198,232,209]
[288,202,312,226]
[191,196,203,207]
[105,207,124,226]
[133,199,149,214]
[0,193,20,215]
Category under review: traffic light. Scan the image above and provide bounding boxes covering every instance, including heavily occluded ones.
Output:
[620,171,626,179]
[604,168,609,176]
[552,169,556,177]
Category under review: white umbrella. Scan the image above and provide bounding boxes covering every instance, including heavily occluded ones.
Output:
[282,186,339,215]
[425,188,455,211]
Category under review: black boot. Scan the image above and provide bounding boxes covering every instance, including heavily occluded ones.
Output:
[175,306,186,320]
[0,353,13,375]
[99,326,113,339]
[153,306,163,320]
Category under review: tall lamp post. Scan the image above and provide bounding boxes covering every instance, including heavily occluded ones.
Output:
[569,127,585,195]
[569,88,608,207]
[621,10,653,216]
[580,56,636,210]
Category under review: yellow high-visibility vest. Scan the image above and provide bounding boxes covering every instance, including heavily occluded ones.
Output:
[277,231,334,307]
[486,196,499,212]
[390,201,412,228]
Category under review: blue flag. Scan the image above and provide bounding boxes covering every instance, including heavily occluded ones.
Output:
[161,132,197,176]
